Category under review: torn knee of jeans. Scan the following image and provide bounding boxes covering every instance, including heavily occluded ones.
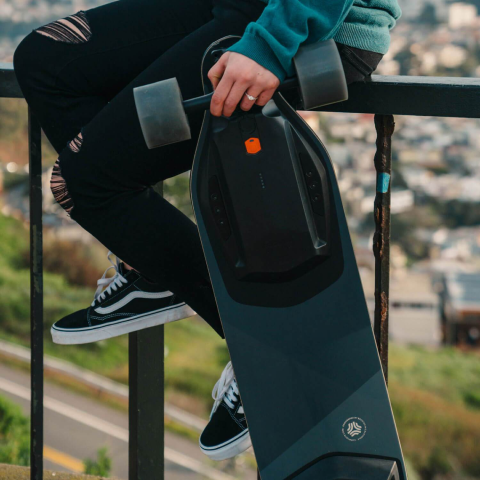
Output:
[51,157,74,216]
[35,11,91,44]
[68,131,83,153]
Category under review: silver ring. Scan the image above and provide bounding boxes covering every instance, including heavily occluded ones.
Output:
[245,92,258,101]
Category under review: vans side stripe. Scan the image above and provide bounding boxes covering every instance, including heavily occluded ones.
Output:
[94,291,173,314]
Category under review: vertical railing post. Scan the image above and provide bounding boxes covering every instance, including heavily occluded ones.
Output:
[28,107,43,480]
[373,114,395,384]
[129,183,165,480]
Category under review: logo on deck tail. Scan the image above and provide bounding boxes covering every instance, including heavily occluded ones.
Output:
[342,417,367,441]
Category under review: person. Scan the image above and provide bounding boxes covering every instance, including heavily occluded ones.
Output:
[13,0,401,461]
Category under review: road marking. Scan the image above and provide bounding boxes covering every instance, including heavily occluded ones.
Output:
[0,376,235,480]
[44,446,84,473]
[0,340,207,432]
[0,376,129,440]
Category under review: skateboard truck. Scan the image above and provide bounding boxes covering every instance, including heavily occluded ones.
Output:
[133,39,348,149]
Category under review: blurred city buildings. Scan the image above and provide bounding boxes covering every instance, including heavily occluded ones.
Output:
[441,271,480,345]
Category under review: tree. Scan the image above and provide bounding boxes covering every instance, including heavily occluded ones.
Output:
[418,3,437,25]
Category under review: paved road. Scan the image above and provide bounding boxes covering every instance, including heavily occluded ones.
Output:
[0,363,254,480]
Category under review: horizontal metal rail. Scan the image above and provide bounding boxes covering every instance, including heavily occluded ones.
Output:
[317,75,480,118]
[3,63,480,117]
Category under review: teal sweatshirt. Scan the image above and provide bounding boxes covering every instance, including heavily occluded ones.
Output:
[226,0,402,82]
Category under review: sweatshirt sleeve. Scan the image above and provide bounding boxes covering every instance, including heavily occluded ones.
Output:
[226,1,354,83]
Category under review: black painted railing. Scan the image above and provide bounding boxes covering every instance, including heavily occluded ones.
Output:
[2,62,480,479]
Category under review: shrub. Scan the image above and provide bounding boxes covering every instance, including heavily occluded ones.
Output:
[83,447,111,477]
[0,395,30,466]
[463,391,480,411]
[23,237,105,288]
[419,447,452,480]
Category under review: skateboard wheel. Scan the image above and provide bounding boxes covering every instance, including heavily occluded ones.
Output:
[293,39,348,110]
[133,78,191,149]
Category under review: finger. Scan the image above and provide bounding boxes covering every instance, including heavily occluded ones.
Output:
[255,88,277,107]
[207,53,228,91]
[239,85,263,111]
[210,73,235,117]
[210,73,223,91]
[222,79,251,117]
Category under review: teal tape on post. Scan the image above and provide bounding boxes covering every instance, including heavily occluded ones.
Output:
[376,173,391,193]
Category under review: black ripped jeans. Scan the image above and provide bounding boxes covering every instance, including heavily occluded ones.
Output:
[13,0,383,338]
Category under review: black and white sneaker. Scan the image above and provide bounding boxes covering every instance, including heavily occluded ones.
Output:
[199,361,251,460]
[51,251,195,345]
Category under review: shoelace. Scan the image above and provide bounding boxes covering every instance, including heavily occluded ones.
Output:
[211,361,240,416]
[91,251,129,307]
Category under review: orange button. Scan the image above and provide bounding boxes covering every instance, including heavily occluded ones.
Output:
[245,137,261,154]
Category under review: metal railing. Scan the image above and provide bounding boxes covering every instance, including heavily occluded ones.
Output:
[2,62,480,479]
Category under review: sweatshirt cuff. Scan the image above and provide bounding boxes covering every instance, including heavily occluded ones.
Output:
[226,31,290,83]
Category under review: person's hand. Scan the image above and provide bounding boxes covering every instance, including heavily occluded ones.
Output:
[208,51,280,117]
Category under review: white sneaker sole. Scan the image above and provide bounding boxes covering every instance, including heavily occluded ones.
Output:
[51,304,196,345]
[199,429,251,461]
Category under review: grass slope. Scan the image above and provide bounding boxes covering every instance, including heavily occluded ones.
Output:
[389,345,480,478]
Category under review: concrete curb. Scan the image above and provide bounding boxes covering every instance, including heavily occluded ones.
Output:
[0,463,109,480]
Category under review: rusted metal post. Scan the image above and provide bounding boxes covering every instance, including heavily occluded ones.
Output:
[29,107,44,480]
[373,114,394,384]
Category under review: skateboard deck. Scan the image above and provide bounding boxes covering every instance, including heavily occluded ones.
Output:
[190,36,407,480]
